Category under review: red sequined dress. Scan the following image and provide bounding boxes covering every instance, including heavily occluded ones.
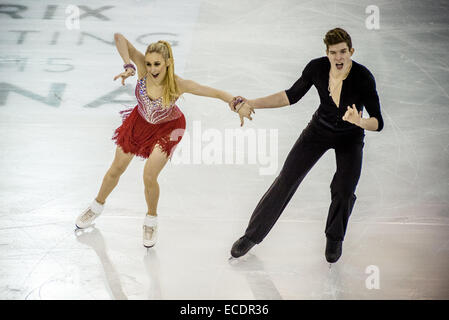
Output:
[112,75,186,158]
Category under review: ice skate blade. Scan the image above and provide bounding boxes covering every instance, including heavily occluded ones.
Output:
[75,223,95,230]
[228,255,247,265]
[229,254,245,261]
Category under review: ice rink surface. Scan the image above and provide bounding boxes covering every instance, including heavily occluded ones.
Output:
[0,0,448,299]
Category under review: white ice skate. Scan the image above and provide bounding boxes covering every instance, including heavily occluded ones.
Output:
[143,215,158,248]
[75,199,104,229]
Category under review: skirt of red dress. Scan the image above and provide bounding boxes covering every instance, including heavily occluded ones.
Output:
[112,105,186,159]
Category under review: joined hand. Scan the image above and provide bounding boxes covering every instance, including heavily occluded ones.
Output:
[230,96,255,126]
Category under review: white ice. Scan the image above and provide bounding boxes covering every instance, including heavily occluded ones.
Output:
[0,0,448,299]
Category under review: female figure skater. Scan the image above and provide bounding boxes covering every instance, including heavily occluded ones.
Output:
[75,34,254,248]
[230,28,384,263]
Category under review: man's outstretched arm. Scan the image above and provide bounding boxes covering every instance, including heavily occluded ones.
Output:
[247,91,290,109]
[230,91,290,110]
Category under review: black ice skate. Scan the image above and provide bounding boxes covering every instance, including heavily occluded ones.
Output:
[230,236,256,258]
[325,238,343,263]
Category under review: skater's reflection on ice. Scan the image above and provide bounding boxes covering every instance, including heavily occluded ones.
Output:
[75,227,128,300]
[75,227,163,300]
[228,254,282,300]
[143,249,162,299]
[324,262,342,299]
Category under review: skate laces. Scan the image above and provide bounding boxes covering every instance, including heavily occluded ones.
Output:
[81,208,96,222]
[143,225,155,240]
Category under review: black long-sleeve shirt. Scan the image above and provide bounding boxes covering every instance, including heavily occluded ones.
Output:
[285,57,384,132]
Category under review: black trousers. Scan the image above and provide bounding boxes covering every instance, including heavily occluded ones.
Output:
[244,118,365,243]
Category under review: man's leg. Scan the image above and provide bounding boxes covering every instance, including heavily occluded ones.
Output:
[244,122,330,243]
[325,139,364,241]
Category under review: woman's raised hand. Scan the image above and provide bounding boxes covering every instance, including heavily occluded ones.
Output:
[113,68,136,86]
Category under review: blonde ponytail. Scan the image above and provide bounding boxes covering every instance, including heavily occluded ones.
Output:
[145,40,180,108]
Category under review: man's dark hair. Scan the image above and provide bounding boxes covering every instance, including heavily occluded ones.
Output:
[323,28,352,51]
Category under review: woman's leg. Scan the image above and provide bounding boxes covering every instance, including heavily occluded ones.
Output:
[95,146,134,204]
[143,145,170,216]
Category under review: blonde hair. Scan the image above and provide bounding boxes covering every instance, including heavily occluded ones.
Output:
[145,40,179,107]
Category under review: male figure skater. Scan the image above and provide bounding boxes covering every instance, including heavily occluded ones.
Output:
[230,28,384,263]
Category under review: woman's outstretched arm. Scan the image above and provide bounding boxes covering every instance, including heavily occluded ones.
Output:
[177,76,234,104]
[176,76,254,126]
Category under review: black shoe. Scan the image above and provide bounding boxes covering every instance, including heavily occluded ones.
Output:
[230,236,256,258]
[325,238,343,263]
